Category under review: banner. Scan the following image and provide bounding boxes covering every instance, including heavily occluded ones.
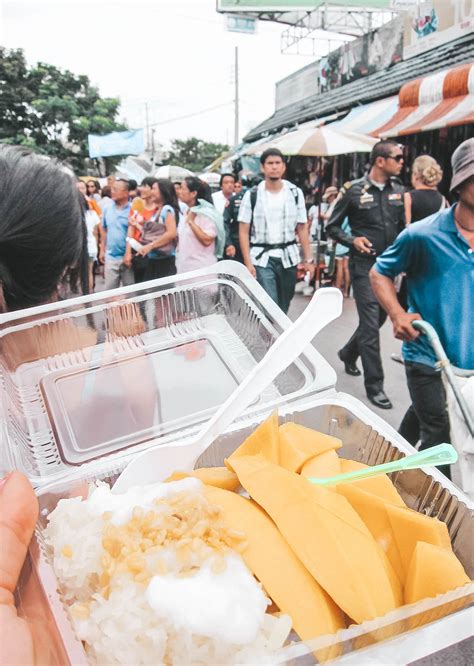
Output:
[88,129,145,159]
[403,0,473,59]
[217,1,391,11]
[275,16,403,110]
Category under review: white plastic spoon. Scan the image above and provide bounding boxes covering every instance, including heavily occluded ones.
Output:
[113,288,343,494]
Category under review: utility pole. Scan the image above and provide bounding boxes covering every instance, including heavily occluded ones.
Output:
[234,45,239,147]
[145,102,150,152]
[151,129,156,167]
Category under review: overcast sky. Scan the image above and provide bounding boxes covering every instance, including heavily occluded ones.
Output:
[1,0,337,147]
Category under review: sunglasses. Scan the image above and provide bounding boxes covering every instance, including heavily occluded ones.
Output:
[387,154,404,163]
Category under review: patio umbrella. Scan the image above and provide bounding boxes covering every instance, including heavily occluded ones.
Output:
[245,126,377,157]
[198,172,221,186]
[154,165,194,181]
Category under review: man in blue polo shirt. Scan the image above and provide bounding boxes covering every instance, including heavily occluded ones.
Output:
[100,178,134,290]
[370,138,474,477]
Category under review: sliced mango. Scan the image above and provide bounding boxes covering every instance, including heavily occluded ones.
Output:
[166,467,239,492]
[386,504,452,578]
[339,459,406,506]
[301,449,341,479]
[278,423,342,473]
[227,411,280,464]
[203,484,345,655]
[338,484,404,583]
[405,541,470,604]
[229,454,398,624]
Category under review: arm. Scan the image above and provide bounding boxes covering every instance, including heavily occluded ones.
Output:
[296,223,315,277]
[124,223,135,266]
[137,212,178,256]
[370,268,421,341]
[326,189,355,247]
[404,192,412,225]
[223,200,236,257]
[237,191,256,276]
[327,189,374,255]
[239,222,255,277]
[188,214,214,247]
[99,224,107,263]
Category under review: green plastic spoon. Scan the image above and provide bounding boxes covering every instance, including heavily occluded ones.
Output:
[308,443,458,487]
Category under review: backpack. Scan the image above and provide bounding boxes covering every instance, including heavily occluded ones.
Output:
[248,184,300,238]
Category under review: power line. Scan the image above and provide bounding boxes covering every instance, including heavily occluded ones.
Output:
[148,101,234,128]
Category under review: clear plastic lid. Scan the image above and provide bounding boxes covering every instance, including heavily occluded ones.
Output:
[0,262,336,484]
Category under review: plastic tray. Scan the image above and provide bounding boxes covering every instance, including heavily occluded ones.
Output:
[22,395,473,665]
[0,262,335,485]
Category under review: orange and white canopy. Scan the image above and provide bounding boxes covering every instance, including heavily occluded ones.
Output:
[375,63,474,138]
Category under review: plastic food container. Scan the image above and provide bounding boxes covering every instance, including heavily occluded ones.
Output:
[0,262,334,486]
[1,262,472,663]
[23,397,474,665]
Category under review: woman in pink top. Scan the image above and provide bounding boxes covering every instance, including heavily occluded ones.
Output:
[176,177,223,273]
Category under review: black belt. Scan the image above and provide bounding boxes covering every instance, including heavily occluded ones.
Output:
[250,240,297,261]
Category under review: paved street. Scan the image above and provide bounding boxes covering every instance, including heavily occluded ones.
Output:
[289,292,410,429]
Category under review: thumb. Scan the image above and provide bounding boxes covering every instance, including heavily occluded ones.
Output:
[0,472,38,606]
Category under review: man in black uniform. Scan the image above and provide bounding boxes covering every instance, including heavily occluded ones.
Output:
[223,182,246,263]
[326,140,405,409]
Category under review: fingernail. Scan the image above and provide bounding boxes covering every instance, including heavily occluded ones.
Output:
[0,471,12,493]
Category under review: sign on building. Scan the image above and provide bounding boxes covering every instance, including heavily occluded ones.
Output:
[403,0,473,59]
[217,1,391,10]
[226,14,257,33]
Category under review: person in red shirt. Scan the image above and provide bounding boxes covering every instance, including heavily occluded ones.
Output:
[124,177,158,283]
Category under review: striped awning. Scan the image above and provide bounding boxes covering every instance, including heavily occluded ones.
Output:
[330,97,399,136]
[376,63,474,138]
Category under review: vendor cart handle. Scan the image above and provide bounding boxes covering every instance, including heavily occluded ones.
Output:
[308,443,458,487]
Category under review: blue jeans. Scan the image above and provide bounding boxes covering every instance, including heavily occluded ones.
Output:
[256,257,297,314]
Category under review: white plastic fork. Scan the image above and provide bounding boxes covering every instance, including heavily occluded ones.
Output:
[112,288,343,494]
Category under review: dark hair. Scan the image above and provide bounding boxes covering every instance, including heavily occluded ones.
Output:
[101,185,112,198]
[140,176,158,189]
[370,140,400,166]
[155,178,180,224]
[219,172,235,187]
[183,176,214,205]
[115,178,130,192]
[86,179,100,192]
[0,146,87,311]
[260,147,286,166]
[128,179,138,191]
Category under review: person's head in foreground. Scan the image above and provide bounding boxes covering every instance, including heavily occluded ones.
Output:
[0,145,86,313]
[322,186,338,203]
[111,178,130,206]
[219,172,236,198]
[139,176,158,203]
[369,140,404,179]
[450,138,474,214]
[411,155,443,190]
[180,176,214,207]
[260,148,286,182]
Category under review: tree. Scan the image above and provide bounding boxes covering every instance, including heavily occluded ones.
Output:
[167,137,230,173]
[0,47,127,172]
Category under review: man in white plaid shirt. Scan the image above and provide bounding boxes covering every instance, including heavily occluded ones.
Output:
[238,148,315,313]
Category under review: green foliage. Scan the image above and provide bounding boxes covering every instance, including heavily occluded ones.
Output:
[0,47,126,172]
[167,137,230,173]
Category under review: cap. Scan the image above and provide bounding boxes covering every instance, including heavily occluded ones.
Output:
[450,138,474,192]
[322,186,338,202]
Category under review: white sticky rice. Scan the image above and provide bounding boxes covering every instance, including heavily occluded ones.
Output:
[45,480,291,665]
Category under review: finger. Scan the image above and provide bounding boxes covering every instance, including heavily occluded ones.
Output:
[0,473,38,606]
